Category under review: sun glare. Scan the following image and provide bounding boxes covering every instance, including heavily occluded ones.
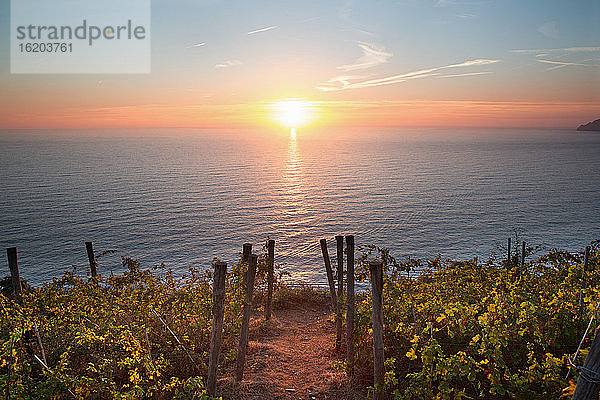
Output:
[271,99,315,129]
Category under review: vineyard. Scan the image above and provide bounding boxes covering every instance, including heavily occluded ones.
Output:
[1,239,598,399]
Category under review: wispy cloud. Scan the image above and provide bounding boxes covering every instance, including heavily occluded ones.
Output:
[318,59,499,91]
[434,0,453,7]
[186,42,206,49]
[247,26,278,35]
[214,60,243,69]
[435,71,493,78]
[537,21,558,38]
[338,42,392,71]
[511,47,600,54]
[456,12,477,19]
[434,0,488,7]
[512,46,599,70]
[537,59,587,71]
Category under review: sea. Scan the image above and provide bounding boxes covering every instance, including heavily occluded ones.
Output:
[1,127,599,286]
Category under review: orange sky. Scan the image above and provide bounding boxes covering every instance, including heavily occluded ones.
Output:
[1,98,598,130]
[1,0,599,130]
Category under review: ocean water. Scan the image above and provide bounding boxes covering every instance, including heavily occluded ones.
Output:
[1,128,599,285]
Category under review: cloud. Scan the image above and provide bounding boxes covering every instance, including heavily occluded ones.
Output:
[435,71,493,78]
[247,26,278,35]
[186,42,206,49]
[512,47,599,70]
[338,42,392,71]
[537,21,558,38]
[434,0,453,7]
[434,0,488,7]
[456,12,477,18]
[511,47,600,54]
[214,60,243,69]
[317,59,499,91]
[537,59,587,71]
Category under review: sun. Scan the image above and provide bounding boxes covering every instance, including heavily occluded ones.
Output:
[271,99,315,129]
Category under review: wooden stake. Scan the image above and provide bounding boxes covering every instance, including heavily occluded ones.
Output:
[265,239,275,320]
[236,254,258,381]
[507,237,511,267]
[85,242,97,278]
[335,235,344,300]
[320,239,342,350]
[586,246,594,289]
[585,246,591,273]
[521,241,526,268]
[6,248,22,300]
[580,247,592,316]
[336,235,345,352]
[242,243,252,263]
[346,235,355,379]
[369,261,385,400]
[33,322,47,366]
[207,261,227,396]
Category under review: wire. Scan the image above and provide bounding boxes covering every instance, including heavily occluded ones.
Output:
[566,299,600,380]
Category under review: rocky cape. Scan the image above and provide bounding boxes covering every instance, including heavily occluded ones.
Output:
[577,118,600,131]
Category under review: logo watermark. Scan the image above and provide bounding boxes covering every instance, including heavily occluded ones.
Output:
[11,0,150,74]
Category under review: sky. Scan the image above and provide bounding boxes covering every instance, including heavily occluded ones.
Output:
[0,0,599,130]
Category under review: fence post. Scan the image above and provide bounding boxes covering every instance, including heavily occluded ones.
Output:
[586,246,593,288]
[242,243,252,263]
[207,261,227,396]
[346,235,355,379]
[507,237,511,267]
[6,248,22,300]
[336,235,345,352]
[336,235,344,300]
[370,261,385,400]
[85,242,98,278]
[236,254,258,381]
[521,241,526,268]
[573,328,600,400]
[580,247,591,316]
[584,246,591,274]
[265,240,275,320]
[320,239,342,351]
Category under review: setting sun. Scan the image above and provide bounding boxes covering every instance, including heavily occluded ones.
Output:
[271,99,316,129]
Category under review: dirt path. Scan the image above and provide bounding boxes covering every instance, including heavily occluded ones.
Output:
[219,303,364,400]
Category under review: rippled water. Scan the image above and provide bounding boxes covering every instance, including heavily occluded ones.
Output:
[1,128,599,285]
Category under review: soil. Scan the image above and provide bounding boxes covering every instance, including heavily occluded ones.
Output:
[218,303,366,400]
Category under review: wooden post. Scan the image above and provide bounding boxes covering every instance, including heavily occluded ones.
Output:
[207,261,227,397]
[236,254,258,381]
[586,246,593,288]
[584,246,591,273]
[6,248,22,300]
[85,242,98,278]
[242,243,252,263]
[320,239,338,305]
[265,239,275,320]
[336,235,345,352]
[573,329,600,400]
[521,241,526,268]
[507,238,511,267]
[580,247,591,315]
[320,239,342,351]
[335,235,344,300]
[369,261,385,400]
[346,235,355,379]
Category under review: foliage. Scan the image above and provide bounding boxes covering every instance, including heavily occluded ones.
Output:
[0,249,277,399]
[2,238,598,399]
[351,240,599,399]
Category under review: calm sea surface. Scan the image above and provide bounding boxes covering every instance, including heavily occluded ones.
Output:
[1,128,599,285]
